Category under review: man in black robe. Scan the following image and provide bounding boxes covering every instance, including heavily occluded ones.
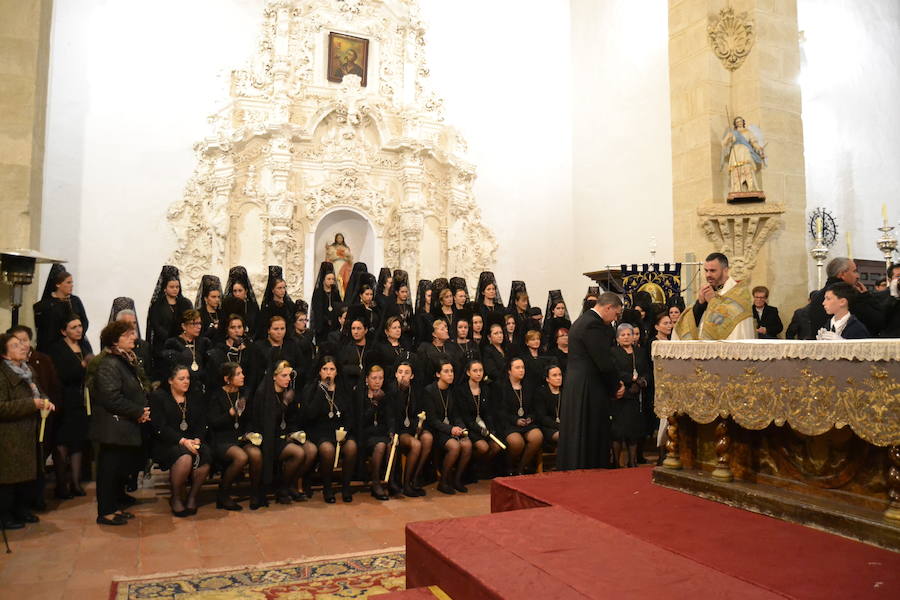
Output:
[557,292,624,470]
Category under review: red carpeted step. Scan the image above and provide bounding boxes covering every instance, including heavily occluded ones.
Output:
[407,505,783,599]
[492,468,900,599]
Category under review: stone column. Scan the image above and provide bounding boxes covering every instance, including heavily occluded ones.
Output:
[0,0,53,328]
[669,0,808,312]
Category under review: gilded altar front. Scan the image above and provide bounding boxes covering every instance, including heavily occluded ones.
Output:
[651,339,900,549]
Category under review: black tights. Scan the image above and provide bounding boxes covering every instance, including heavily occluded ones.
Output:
[440,438,472,486]
[369,442,387,491]
[505,429,544,474]
[278,442,313,492]
[220,445,262,497]
[397,433,425,486]
[169,454,210,512]
[612,440,638,468]
[54,443,84,494]
[316,440,358,489]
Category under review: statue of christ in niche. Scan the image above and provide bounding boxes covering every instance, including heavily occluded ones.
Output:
[325,233,353,298]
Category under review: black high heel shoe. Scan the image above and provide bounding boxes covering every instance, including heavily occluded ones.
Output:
[341,484,353,503]
[216,495,243,511]
[323,486,336,504]
[370,484,389,501]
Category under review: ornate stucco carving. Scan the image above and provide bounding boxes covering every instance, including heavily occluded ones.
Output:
[698,204,784,280]
[168,0,497,298]
[708,7,755,72]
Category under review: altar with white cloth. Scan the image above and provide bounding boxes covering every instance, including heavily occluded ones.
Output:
[651,339,900,550]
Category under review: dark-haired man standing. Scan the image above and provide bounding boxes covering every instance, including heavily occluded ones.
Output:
[673,253,755,341]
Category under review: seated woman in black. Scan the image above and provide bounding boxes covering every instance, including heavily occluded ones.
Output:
[302,355,356,503]
[376,316,415,380]
[257,315,300,379]
[163,309,211,397]
[246,360,312,508]
[388,361,429,497]
[357,365,395,501]
[338,317,371,385]
[534,363,563,448]
[422,358,472,494]
[455,359,502,470]
[417,319,452,387]
[481,323,507,386]
[449,315,480,375]
[610,324,649,468]
[495,357,544,475]
[206,362,262,510]
[150,366,211,517]
[521,329,549,391]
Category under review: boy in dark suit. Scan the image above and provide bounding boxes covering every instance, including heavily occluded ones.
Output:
[819,283,871,340]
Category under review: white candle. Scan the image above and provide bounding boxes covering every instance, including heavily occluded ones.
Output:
[846,230,853,259]
[883,203,889,226]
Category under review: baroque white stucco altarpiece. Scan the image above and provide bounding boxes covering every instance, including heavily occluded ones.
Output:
[167,0,497,297]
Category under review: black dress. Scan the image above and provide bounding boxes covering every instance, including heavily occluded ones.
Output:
[257,338,300,378]
[147,298,192,378]
[47,338,93,445]
[356,387,395,451]
[199,308,224,343]
[247,380,301,485]
[302,381,355,445]
[391,383,423,437]
[206,387,248,463]
[255,299,296,341]
[421,383,463,447]
[454,383,496,443]
[338,341,372,384]
[311,287,342,343]
[149,388,211,469]
[494,379,540,438]
[521,350,549,391]
[34,295,90,353]
[610,346,649,442]
[375,342,415,384]
[414,308,435,348]
[533,385,561,442]
[557,310,619,470]
[449,340,480,376]
[416,342,452,385]
[382,302,415,347]
[481,344,507,387]
[206,339,265,402]
[162,336,212,397]
[550,347,569,375]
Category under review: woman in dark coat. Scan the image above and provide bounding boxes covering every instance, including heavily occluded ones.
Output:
[88,321,151,525]
[149,366,211,516]
[302,355,356,503]
[146,266,192,381]
[47,314,93,499]
[557,293,624,470]
[495,357,543,475]
[206,362,261,511]
[421,358,472,494]
[33,264,89,353]
[0,333,55,529]
[610,323,650,468]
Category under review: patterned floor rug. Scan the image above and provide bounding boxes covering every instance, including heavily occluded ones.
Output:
[110,548,406,599]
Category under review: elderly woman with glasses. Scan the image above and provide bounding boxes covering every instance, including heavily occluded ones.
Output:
[163,309,211,396]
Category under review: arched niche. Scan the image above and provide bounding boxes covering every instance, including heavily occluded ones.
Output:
[306,208,382,297]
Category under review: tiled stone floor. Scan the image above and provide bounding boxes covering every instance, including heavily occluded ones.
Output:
[0,476,491,600]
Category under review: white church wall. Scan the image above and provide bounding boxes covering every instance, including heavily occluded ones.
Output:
[799,0,900,285]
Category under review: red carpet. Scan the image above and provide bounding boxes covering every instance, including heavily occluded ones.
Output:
[405,468,899,599]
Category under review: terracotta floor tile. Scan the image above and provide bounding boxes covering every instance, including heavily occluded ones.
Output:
[0,581,66,600]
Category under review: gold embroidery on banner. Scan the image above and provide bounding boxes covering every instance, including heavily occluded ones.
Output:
[655,365,900,447]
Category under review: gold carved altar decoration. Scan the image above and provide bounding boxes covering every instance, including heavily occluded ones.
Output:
[653,340,900,447]
[166,0,497,297]
[698,203,784,281]
[707,7,755,72]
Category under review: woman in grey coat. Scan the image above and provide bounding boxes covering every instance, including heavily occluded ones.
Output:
[88,320,151,526]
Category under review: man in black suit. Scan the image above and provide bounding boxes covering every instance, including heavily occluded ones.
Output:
[751,286,783,339]
[819,283,870,339]
[557,292,625,470]
[786,291,815,340]
[807,257,886,338]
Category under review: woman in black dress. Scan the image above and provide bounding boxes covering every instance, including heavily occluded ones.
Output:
[246,360,312,507]
[374,268,393,312]
[521,330,549,391]
[206,315,264,403]
[302,355,356,503]
[549,327,570,375]
[338,317,371,385]
[433,288,456,333]
[471,313,485,346]
[414,280,434,347]
[258,316,299,377]
[350,283,380,337]
[376,316,415,380]
[474,271,505,324]
[356,365,394,500]
[481,322,507,386]
[421,358,472,494]
[417,319,452,386]
[206,362,262,510]
[256,267,296,340]
[149,366,211,517]
[454,359,502,471]
[449,314,480,375]
[163,309,211,398]
[495,357,544,475]
[47,314,93,499]
[382,279,415,348]
[509,287,533,348]
[450,277,469,316]
[194,275,223,342]
[311,262,342,343]
[146,266,192,381]
[33,264,89,352]
[389,361,429,496]
[534,363,563,448]
[503,313,517,350]
[223,266,260,339]
[610,324,649,468]
[542,291,571,352]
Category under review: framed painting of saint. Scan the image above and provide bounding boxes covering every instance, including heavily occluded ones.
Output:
[327,32,369,87]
